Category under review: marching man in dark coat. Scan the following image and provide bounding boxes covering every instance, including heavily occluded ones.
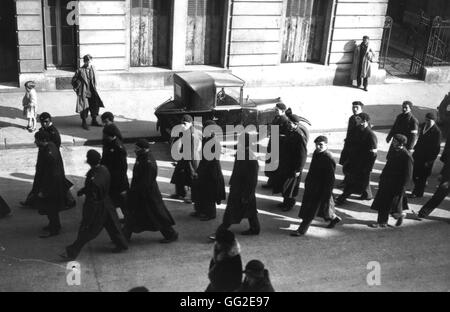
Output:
[370,134,413,228]
[101,111,123,141]
[263,102,287,189]
[60,150,128,260]
[416,136,450,219]
[71,54,104,130]
[211,133,260,237]
[386,101,419,154]
[123,139,178,243]
[191,120,226,221]
[101,124,129,219]
[32,130,71,238]
[410,112,442,198]
[273,115,309,212]
[291,136,341,237]
[339,101,364,187]
[336,113,377,204]
[170,114,202,203]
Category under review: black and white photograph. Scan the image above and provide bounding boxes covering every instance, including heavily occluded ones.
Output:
[0,0,449,298]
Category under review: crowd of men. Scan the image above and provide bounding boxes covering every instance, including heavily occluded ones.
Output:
[0,98,448,291]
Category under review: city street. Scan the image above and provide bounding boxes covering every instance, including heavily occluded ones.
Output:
[0,130,449,292]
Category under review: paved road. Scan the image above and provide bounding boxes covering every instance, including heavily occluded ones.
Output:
[0,131,449,291]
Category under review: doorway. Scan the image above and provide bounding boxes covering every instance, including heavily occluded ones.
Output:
[0,0,18,83]
[43,0,77,69]
[130,0,171,67]
[281,0,328,63]
[185,0,225,65]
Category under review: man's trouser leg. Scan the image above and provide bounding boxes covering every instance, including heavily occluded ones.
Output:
[248,214,260,234]
[377,198,391,225]
[88,97,99,119]
[419,184,450,217]
[103,214,128,250]
[160,226,178,240]
[298,216,313,234]
[175,184,186,197]
[47,209,61,233]
[80,109,89,121]
[66,220,105,259]
[363,77,368,89]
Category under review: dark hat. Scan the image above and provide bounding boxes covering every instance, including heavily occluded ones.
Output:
[101,112,114,122]
[86,149,101,165]
[363,35,370,40]
[352,101,364,107]
[402,101,413,108]
[275,102,287,111]
[136,138,150,149]
[393,134,407,145]
[25,81,36,89]
[314,135,328,144]
[83,54,93,62]
[34,130,51,142]
[39,112,51,121]
[358,112,371,122]
[243,260,265,278]
[425,112,436,120]
[203,120,217,127]
[181,114,193,123]
[103,124,120,138]
[215,229,235,246]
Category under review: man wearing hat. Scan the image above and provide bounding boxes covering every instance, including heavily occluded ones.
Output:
[123,139,179,243]
[101,123,129,219]
[61,150,128,260]
[238,260,275,292]
[272,114,309,211]
[410,112,442,198]
[386,101,419,154]
[72,54,104,130]
[351,36,376,91]
[170,114,202,203]
[33,130,72,238]
[339,101,365,188]
[416,136,450,219]
[101,112,123,141]
[370,134,413,228]
[291,136,341,236]
[262,102,288,189]
[336,112,377,204]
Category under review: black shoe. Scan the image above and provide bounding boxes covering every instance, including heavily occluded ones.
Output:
[364,87,368,92]
[327,216,342,229]
[82,120,89,130]
[290,230,304,237]
[241,229,259,236]
[395,216,404,227]
[160,233,179,244]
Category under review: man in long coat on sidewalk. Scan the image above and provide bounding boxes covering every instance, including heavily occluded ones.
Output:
[291,136,341,237]
[336,113,377,204]
[214,133,260,236]
[411,112,442,198]
[272,115,309,211]
[101,124,129,219]
[123,139,178,243]
[370,134,413,228]
[32,130,71,238]
[71,54,104,130]
[61,150,128,260]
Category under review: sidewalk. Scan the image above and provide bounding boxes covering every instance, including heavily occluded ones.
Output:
[0,81,449,149]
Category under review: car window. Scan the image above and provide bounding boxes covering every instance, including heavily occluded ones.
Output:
[216,87,240,106]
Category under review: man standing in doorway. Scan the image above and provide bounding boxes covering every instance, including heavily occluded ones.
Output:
[72,54,104,130]
[351,36,376,91]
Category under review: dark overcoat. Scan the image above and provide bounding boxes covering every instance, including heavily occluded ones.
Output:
[127,151,175,232]
[223,155,259,224]
[192,136,226,203]
[371,148,413,214]
[71,65,104,113]
[386,112,419,150]
[298,150,336,221]
[33,142,70,215]
[78,165,122,235]
[101,138,129,195]
[339,114,358,166]
[40,124,61,149]
[272,124,309,196]
[413,123,442,166]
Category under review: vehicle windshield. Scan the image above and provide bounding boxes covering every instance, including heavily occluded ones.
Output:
[215,87,241,106]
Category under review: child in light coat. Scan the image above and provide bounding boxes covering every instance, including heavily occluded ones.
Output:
[22,81,37,132]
